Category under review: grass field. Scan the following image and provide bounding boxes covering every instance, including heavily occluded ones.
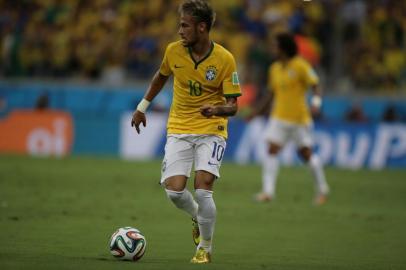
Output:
[0,155,406,270]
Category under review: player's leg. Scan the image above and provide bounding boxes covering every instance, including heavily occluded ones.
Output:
[256,142,281,201]
[161,136,198,220]
[164,176,198,217]
[192,170,215,263]
[295,125,329,204]
[190,135,225,263]
[256,118,288,202]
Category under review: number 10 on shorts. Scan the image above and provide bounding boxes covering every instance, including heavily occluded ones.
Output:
[211,141,225,162]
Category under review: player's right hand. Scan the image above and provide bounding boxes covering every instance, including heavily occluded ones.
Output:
[131,110,146,134]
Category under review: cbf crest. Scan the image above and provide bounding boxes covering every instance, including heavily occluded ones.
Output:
[205,65,217,81]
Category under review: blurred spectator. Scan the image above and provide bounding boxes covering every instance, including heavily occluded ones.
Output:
[35,93,49,110]
[382,104,400,123]
[345,103,368,122]
[0,0,405,92]
[342,0,406,91]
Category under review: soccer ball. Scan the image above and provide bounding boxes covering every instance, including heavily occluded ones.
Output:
[109,227,147,261]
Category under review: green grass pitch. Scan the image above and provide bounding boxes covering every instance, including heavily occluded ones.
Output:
[1,155,406,270]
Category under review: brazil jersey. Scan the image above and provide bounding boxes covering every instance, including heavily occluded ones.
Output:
[159,40,241,139]
[268,56,319,125]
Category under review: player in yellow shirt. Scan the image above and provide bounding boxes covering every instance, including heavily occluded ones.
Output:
[249,32,329,205]
[131,0,241,264]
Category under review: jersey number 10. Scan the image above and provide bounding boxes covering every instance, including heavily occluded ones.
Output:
[188,80,202,96]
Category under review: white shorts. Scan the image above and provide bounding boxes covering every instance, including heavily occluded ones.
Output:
[264,118,313,147]
[160,134,227,184]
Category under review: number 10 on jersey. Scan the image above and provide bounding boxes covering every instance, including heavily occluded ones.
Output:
[188,80,202,96]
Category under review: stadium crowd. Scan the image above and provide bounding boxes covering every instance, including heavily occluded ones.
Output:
[0,0,405,92]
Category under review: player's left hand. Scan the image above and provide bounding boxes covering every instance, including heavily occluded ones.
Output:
[200,104,217,118]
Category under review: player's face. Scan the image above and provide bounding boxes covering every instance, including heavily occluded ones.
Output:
[178,13,199,47]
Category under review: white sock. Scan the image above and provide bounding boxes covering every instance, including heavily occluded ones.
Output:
[195,189,216,253]
[199,239,212,252]
[309,155,329,195]
[262,154,279,197]
[165,189,198,218]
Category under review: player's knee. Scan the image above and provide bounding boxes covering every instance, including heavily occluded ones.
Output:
[269,143,281,155]
[163,175,187,191]
[194,171,215,190]
[165,189,184,203]
[298,147,312,162]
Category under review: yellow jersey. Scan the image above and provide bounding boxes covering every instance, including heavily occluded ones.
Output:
[159,40,241,139]
[268,56,318,124]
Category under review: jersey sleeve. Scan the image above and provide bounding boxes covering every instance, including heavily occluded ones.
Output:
[222,54,242,97]
[300,59,319,86]
[159,44,173,76]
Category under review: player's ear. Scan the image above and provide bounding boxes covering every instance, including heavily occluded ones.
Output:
[198,22,206,33]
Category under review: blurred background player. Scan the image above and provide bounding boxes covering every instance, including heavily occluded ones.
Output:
[131,0,241,264]
[248,32,329,205]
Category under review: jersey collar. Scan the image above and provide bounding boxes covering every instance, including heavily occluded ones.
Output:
[188,41,214,70]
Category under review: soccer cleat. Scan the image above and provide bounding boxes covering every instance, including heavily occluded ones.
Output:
[190,248,211,264]
[254,192,273,202]
[314,193,328,206]
[192,218,201,246]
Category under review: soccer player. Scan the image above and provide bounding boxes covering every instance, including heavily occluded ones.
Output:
[131,0,241,264]
[248,32,329,205]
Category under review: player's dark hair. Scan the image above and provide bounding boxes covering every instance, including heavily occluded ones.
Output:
[179,0,215,32]
[276,33,298,58]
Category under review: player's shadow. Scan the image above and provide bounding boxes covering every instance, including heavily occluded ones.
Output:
[83,255,183,264]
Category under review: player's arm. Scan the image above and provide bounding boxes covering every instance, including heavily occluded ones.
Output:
[200,96,239,118]
[131,71,169,133]
[310,83,322,116]
[202,53,241,118]
[302,60,322,116]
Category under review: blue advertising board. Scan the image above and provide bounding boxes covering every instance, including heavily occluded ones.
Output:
[120,113,406,169]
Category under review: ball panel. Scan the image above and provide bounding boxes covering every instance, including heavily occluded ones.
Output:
[133,240,146,261]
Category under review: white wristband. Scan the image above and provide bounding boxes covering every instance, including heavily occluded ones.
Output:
[311,95,322,108]
[136,98,150,113]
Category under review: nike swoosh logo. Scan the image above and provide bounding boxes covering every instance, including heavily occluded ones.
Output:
[174,65,184,68]
[208,161,219,166]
